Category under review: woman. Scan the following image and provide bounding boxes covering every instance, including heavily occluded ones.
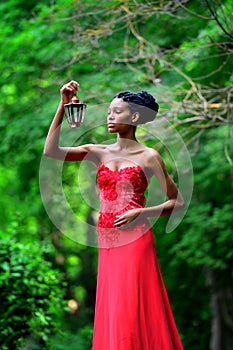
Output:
[44,80,184,349]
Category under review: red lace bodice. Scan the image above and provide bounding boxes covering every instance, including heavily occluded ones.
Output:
[97,164,150,247]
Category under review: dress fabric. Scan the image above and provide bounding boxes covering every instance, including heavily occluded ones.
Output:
[92,164,183,350]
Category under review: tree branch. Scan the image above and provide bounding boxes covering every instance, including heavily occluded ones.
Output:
[205,0,233,39]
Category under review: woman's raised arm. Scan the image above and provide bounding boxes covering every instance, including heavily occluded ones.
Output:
[43,80,96,162]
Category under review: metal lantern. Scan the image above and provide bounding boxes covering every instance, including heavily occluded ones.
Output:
[64,95,87,128]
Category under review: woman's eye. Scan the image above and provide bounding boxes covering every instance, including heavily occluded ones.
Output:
[107,110,121,115]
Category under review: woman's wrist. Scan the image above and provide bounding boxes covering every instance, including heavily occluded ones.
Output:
[137,207,148,219]
[52,101,65,124]
[59,100,66,109]
[140,206,161,218]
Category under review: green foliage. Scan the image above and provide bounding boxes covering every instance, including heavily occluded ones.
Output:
[172,127,233,271]
[0,226,67,349]
[0,0,232,348]
[172,201,233,269]
[47,324,93,350]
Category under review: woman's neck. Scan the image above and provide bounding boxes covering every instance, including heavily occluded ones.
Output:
[116,135,139,150]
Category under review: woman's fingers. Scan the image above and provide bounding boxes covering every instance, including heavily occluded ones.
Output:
[114,209,142,228]
[68,80,79,91]
[61,81,79,93]
[114,215,128,227]
[60,80,79,103]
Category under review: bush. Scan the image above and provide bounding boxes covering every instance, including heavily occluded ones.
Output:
[0,228,67,349]
[47,325,93,350]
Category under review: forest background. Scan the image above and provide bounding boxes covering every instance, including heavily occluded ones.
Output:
[0,0,232,349]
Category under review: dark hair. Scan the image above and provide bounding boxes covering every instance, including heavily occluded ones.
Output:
[114,90,159,125]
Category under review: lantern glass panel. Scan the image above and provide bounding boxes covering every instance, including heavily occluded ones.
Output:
[64,103,87,128]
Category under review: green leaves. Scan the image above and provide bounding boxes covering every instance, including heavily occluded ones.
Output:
[0,0,232,348]
[171,127,233,270]
[0,228,66,349]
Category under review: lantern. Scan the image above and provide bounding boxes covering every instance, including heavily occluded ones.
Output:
[64,95,87,128]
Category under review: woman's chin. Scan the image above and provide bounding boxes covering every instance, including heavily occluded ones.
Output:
[108,127,117,133]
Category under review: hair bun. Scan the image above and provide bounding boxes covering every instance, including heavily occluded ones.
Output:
[137,90,159,112]
[114,90,159,113]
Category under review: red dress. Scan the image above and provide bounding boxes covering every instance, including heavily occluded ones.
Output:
[92,164,183,350]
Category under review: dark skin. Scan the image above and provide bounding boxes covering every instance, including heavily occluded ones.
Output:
[44,80,185,227]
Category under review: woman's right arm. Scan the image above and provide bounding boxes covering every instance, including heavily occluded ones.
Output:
[43,80,97,162]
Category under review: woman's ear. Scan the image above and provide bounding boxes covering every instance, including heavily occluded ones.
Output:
[131,112,140,124]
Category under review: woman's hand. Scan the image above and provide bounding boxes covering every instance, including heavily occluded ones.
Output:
[114,208,143,228]
[60,80,79,104]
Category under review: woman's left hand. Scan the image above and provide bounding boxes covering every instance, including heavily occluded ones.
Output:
[114,208,143,228]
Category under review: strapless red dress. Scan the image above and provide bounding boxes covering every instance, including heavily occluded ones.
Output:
[92,164,183,350]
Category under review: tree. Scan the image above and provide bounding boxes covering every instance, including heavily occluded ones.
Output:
[171,126,233,350]
[0,0,232,348]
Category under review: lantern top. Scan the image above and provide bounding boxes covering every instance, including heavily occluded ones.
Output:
[71,95,80,104]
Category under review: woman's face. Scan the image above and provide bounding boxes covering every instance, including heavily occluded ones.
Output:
[107,98,135,133]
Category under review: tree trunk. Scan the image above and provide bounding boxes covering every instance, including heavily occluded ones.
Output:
[205,266,233,350]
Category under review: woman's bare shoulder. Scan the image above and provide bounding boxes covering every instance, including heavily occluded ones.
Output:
[142,146,165,173]
[143,146,162,162]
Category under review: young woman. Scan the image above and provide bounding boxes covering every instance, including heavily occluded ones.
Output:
[44,80,184,350]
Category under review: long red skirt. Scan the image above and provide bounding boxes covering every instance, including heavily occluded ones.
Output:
[92,230,183,350]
